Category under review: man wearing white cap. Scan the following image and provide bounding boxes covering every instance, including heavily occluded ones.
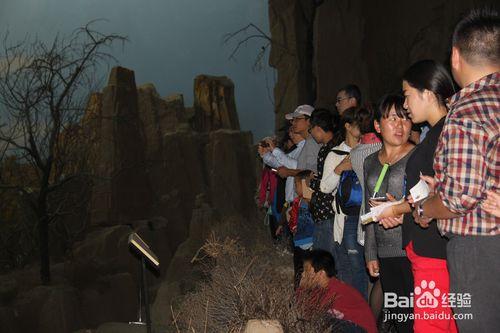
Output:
[277,104,321,177]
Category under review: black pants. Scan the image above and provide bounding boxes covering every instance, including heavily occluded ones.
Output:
[268,214,280,240]
[379,256,414,333]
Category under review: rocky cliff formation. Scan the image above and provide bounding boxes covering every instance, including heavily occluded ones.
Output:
[269,0,498,131]
[0,67,257,333]
[193,75,241,132]
[268,0,316,133]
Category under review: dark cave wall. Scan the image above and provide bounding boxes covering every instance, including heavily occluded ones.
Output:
[269,0,498,127]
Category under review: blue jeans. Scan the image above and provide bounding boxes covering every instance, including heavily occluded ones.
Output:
[335,216,368,299]
[312,218,334,256]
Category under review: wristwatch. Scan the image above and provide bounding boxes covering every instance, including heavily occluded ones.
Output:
[417,205,425,218]
[416,197,430,218]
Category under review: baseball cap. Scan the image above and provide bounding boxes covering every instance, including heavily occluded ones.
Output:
[285,104,314,120]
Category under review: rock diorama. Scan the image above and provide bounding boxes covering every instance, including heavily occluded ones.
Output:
[0,66,257,333]
[2,1,498,332]
[268,0,498,131]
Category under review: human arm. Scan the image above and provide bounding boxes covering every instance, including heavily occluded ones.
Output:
[375,193,411,229]
[364,223,379,277]
[258,144,272,157]
[427,118,489,219]
[262,151,281,169]
[363,163,378,266]
[262,147,299,170]
[378,200,412,218]
[319,152,346,193]
[276,166,301,178]
[415,174,458,225]
[301,140,320,172]
[272,147,299,169]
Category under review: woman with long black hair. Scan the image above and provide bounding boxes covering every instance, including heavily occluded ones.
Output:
[376,59,457,332]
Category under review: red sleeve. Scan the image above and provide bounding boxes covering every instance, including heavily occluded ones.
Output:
[258,169,270,206]
[288,198,300,233]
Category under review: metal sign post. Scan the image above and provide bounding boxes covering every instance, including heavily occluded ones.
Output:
[128,232,160,333]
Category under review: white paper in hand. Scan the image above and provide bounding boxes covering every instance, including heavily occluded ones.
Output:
[361,199,404,225]
[361,211,375,225]
[410,179,430,203]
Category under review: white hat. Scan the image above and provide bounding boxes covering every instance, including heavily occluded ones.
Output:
[285,104,314,120]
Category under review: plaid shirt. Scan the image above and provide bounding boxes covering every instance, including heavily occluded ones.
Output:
[434,72,500,236]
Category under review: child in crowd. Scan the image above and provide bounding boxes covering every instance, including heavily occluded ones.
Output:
[288,170,315,288]
[299,250,377,333]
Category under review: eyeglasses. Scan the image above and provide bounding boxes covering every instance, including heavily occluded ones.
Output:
[291,116,308,122]
[336,97,349,103]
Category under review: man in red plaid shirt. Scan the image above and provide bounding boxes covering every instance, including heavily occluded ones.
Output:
[414,8,499,332]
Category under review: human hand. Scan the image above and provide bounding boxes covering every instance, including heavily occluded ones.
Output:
[412,208,431,228]
[369,198,386,207]
[275,225,283,236]
[379,214,404,229]
[277,166,289,178]
[407,194,415,206]
[258,145,271,156]
[265,138,276,151]
[420,175,436,195]
[386,193,397,202]
[335,155,352,174]
[483,190,500,217]
[367,260,380,277]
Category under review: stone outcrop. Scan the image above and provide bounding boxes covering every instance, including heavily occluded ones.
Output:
[268,0,497,126]
[268,0,316,132]
[89,67,152,226]
[0,66,256,333]
[205,130,255,217]
[313,0,369,108]
[137,85,187,159]
[193,75,241,132]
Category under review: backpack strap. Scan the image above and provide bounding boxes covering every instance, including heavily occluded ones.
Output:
[330,149,350,156]
[334,171,346,215]
[330,148,349,215]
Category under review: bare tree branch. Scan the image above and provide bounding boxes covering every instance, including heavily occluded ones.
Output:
[223,23,293,70]
[0,21,127,283]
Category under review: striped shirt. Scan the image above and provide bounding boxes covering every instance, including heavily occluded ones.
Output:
[434,72,500,236]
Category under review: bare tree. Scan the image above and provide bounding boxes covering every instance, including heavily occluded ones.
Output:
[223,23,280,71]
[0,21,126,284]
[222,23,280,108]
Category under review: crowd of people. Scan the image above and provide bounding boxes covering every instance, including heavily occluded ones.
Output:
[257,8,499,333]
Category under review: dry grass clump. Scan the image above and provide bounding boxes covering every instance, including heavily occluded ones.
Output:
[173,233,344,332]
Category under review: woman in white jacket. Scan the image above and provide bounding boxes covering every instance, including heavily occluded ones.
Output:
[319,107,367,298]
